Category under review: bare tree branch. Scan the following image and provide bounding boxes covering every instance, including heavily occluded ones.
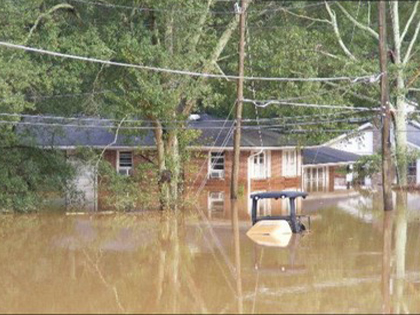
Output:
[403,19,420,64]
[278,8,331,24]
[26,4,76,44]
[95,116,127,172]
[214,62,229,81]
[400,1,419,44]
[325,2,357,61]
[190,0,214,49]
[335,2,379,40]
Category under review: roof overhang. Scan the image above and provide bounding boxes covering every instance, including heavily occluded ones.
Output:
[303,161,356,168]
[52,145,299,151]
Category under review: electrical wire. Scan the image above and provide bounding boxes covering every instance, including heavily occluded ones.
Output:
[0,110,374,124]
[0,116,376,131]
[0,41,381,83]
[244,98,380,111]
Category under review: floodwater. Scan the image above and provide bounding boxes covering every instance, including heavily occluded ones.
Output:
[0,190,419,314]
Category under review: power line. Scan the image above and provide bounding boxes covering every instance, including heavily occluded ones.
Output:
[0,89,125,103]
[0,109,374,126]
[0,116,375,131]
[0,41,379,83]
[245,98,380,111]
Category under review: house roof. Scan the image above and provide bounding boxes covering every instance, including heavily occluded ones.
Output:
[17,114,300,149]
[189,114,299,148]
[322,122,373,147]
[17,117,156,148]
[303,147,360,166]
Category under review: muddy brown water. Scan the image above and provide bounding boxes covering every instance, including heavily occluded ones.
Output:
[0,191,419,314]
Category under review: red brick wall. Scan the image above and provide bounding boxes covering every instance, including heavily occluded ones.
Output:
[185,149,302,193]
[98,148,302,212]
[328,166,335,192]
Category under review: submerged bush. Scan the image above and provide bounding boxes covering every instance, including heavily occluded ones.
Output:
[0,146,76,213]
[98,159,158,211]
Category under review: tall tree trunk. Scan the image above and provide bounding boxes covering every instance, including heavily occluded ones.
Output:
[153,119,170,210]
[394,79,408,186]
[165,129,181,211]
[390,2,408,187]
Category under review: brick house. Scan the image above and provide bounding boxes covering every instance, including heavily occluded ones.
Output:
[18,114,304,214]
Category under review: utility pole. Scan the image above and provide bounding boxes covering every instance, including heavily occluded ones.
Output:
[231,0,247,200]
[378,0,393,211]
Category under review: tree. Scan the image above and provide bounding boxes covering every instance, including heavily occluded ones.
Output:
[273,1,420,186]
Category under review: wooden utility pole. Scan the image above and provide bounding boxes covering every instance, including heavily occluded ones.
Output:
[378,0,393,211]
[231,0,247,200]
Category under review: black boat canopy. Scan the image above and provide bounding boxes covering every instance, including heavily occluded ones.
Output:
[250,191,308,200]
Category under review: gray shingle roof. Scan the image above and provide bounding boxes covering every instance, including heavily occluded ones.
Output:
[17,114,299,148]
[190,114,298,147]
[303,147,360,165]
[17,117,155,147]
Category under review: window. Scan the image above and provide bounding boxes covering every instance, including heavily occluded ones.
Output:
[209,152,225,179]
[408,161,417,184]
[283,150,297,177]
[304,166,327,192]
[251,151,270,179]
[208,191,225,216]
[118,151,133,176]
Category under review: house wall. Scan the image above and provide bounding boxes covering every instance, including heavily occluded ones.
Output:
[417,159,420,185]
[185,149,302,193]
[67,156,97,210]
[328,124,382,156]
[99,148,303,213]
[98,150,160,210]
[330,130,374,155]
[329,166,335,192]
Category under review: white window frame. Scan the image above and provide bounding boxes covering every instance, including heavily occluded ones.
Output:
[282,149,298,177]
[208,151,225,179]
[303,166,328,191]
[251,151,271,179]
[117,151,133,176]
[208,191,225,217]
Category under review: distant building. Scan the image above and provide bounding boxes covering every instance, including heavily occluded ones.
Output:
[322,120,420,187]
[302,147,360,192]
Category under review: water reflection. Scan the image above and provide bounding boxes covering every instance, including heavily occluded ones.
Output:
[231,200,243,314]
[394,191,408,314]
[0,191,419,313]
[382,210,393,314]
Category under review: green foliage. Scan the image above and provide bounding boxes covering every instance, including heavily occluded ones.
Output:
[353,154,382,180]
[98,158,158,211]
[0,146,76,212]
